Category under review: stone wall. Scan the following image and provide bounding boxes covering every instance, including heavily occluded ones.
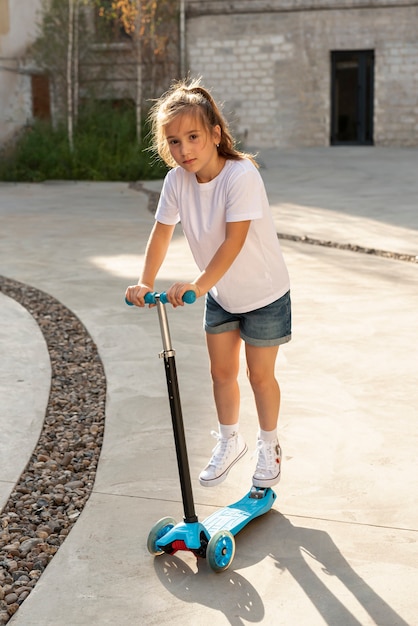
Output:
[185,1,418,147]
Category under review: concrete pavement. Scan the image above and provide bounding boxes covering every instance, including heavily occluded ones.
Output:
[1,147,417,625]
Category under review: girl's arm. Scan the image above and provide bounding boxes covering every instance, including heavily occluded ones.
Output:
[167,220,251,306]
[125,221,175,307]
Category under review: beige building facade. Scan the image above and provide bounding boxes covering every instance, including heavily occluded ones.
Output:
[186,0,418,148]
[0,0,44,147]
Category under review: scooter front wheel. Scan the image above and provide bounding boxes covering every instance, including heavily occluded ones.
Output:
[207,530,235,572]
[147,517,176,556]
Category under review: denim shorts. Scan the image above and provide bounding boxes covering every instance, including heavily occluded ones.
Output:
[204,290,292,347]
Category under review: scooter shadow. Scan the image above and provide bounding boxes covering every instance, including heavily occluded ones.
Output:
[152,508,281,625]
[154,553,264,625]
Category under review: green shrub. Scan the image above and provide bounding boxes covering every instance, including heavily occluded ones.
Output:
[0,101,167,182]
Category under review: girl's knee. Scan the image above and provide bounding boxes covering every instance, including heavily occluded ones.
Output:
[211,367,238,386]
[247,367,277,392]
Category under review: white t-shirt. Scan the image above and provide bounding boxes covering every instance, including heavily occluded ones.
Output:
[155,158,290,313]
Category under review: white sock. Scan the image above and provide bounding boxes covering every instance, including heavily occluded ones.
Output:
[258,428,278,442]
[219,423,239,439]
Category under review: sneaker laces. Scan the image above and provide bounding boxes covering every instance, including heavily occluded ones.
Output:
[208,430,235,467]
[253,439,280,472]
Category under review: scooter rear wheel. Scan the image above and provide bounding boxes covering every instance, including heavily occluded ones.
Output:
[147,517,176,556]
[207,530,235,572]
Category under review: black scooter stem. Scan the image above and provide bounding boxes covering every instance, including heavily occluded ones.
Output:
[155,297,198,524]
[163,354,198,523]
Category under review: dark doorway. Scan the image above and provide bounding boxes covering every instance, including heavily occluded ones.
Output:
[331,50,374,145]
[31,75,51,120]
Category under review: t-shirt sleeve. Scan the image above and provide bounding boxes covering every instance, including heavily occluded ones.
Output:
[225,163,265,222]
[155,170,181,225]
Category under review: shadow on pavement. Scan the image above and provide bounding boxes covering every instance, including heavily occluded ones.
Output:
[153,509,410,626]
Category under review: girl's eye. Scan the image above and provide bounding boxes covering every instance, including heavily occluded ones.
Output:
[190,134,198,140]
[169,139,179,145]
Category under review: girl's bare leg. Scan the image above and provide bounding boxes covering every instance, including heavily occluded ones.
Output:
[205,329,242,425]
[199,330,247,487]
[245,344,282,487]
[245,344,280,431]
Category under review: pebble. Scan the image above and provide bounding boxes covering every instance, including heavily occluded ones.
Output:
[35,530,49,540]
[0,277,106,625]
[61,452,73,467]
[17,591,30,604]
[6,604,18,617]
[19,539,41,556]
[65,481,84,490]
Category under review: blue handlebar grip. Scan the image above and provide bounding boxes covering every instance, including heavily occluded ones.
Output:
[126,290,196,306]
[181,290,197,304]
[144,292,160,304]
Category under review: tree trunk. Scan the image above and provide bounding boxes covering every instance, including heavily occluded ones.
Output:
[135,0,142,144]
[73,0,79,124]
[180,0,186,78]
[67,0,75,151]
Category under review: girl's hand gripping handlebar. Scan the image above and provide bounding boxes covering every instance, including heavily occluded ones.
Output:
[125,290,196,306]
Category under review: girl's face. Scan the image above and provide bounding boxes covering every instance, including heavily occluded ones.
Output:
[164,112,223,183]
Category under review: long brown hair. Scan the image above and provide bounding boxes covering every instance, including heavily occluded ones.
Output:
[148,77,258,168]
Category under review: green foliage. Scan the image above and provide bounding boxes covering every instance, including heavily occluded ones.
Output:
[0,101,167,182]
[31,0,69,70]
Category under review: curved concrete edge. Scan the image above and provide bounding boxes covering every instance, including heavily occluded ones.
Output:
[0,293,51,510]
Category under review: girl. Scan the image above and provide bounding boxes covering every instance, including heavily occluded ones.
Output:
[125,78,291,489]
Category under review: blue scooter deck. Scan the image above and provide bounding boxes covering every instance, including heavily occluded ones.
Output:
[154,488,277,553]
[203,487,276,537]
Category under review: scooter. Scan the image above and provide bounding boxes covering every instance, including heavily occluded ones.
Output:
[126,290,276,572]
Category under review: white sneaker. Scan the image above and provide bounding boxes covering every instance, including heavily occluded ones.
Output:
[199,431,247,487]
[252,438,282,488]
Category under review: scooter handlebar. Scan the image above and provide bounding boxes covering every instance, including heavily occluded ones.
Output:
[125,290,196,306]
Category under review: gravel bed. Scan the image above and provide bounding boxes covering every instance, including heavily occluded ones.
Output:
[0,277,106,625]
[277,233,418,264]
